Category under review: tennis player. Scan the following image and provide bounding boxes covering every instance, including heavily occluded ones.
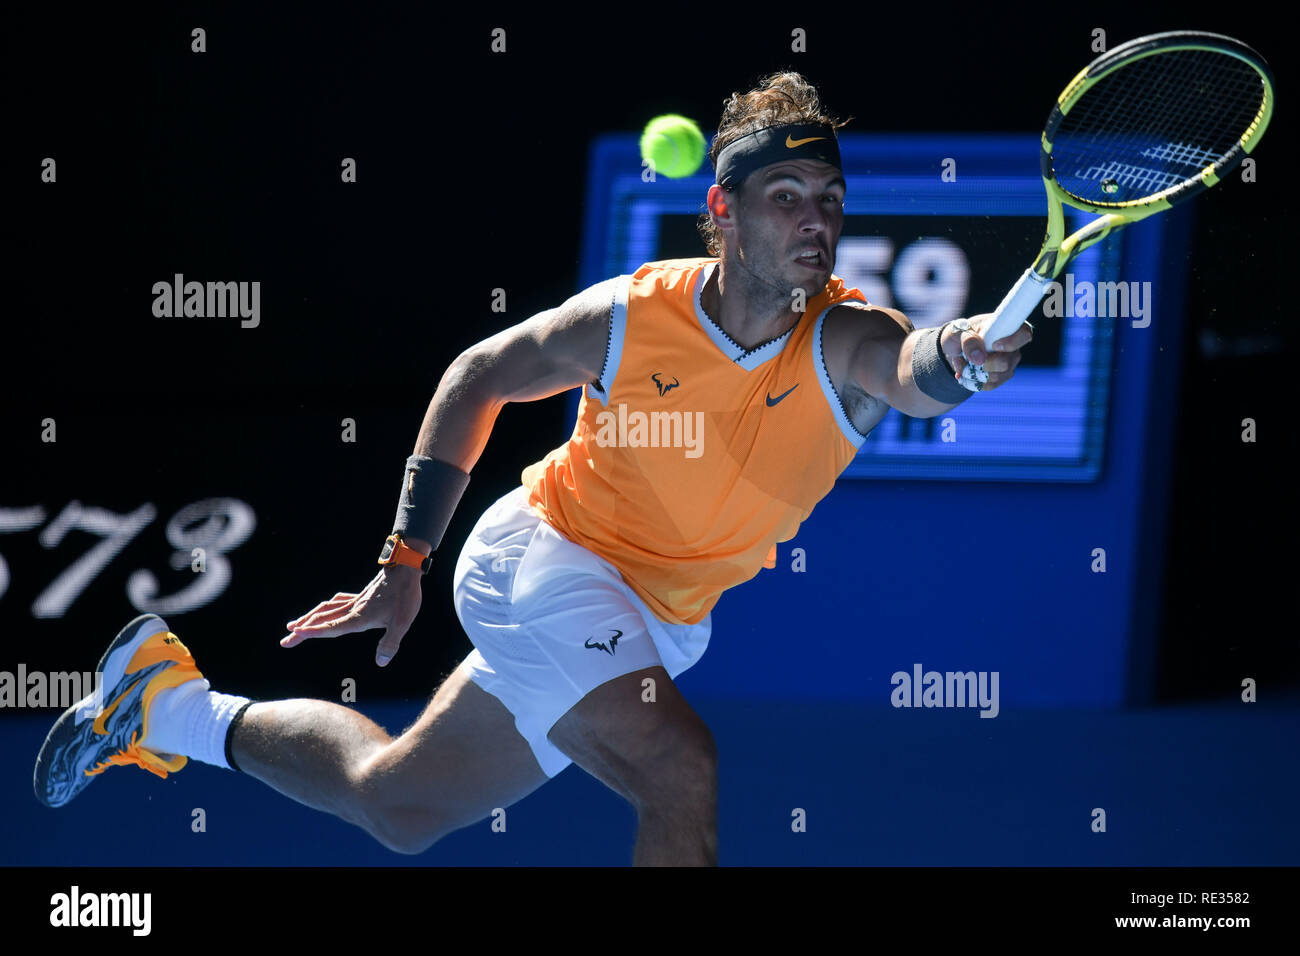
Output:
[35,72,1031,865]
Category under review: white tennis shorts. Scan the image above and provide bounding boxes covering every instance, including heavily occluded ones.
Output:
[452,485,712,777]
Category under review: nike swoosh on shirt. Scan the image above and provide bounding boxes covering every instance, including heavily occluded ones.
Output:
[766,385,799,406]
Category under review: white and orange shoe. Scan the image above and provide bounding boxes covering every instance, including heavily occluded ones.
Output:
[34,614,203,808]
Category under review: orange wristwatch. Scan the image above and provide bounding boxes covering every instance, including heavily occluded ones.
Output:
[377,534,432,573]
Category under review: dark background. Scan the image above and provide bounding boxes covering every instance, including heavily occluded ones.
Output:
[1,2,1296,874]
[6,4,1290,701]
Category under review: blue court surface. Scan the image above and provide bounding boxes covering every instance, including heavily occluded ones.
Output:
[4,693,1297,866]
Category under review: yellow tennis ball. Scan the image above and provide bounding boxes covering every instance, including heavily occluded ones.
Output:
[640,114,706,179]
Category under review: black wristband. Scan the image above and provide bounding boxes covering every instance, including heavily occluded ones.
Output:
[937,322,961,376]
[391,455,471,550]
[911,325,973,404]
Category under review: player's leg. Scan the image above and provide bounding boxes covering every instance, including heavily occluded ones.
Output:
[31,609,551,854]
[548,665,718,866]
[230,653,550,854]
[448,484,718,864]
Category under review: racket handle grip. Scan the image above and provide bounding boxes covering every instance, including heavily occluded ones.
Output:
[959,268,1047,391]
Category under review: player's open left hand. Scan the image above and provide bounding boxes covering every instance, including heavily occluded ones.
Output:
[281,565,423,667]
[942,313,1034,391]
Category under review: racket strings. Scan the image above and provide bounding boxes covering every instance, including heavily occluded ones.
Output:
[1054,48,1266,204]
[1072,50,1260,160]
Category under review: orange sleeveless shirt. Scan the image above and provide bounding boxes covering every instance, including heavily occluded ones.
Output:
[522,258,869,625]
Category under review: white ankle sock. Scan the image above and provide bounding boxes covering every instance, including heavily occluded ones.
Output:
[140,678,251,770]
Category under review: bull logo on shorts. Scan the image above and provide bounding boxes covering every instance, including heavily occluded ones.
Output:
[583,629,623,655]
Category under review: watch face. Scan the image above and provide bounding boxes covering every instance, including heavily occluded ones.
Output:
[379,538,396,562]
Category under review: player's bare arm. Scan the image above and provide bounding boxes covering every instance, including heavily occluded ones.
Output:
[282,279,617,662]
[823,303,1033,430]
[409,278,617,482]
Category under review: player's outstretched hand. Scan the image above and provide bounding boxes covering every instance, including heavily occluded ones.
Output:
[281,565,423,667]
[943,313,1034,391]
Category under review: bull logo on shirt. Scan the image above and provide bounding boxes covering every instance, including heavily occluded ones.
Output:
[651,372,680,397]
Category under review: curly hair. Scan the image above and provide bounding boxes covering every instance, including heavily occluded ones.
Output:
[697,71,850,256]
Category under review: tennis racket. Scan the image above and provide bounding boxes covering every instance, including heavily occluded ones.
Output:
[961,30,1275,390]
